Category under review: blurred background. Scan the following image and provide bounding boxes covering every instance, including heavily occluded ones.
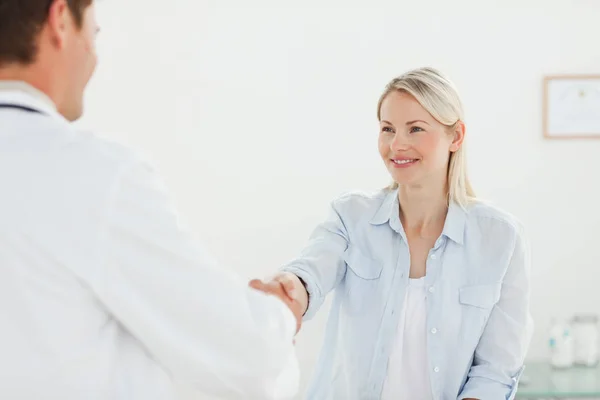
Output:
[77,0,600,398]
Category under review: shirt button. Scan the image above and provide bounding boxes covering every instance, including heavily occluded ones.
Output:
[430,254,437,260]
[434,367,440,373]
[431,328,437,334]
[428,286,435,293]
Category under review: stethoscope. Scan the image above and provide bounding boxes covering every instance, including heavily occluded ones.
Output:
[0,104,43,114]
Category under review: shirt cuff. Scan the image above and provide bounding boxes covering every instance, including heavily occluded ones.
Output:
[280,266,322,321]
[458,365,525,400]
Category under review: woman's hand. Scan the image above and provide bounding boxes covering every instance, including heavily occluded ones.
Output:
[249,272,309,334]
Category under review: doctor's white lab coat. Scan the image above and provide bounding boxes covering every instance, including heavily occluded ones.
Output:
[0,84,299,400]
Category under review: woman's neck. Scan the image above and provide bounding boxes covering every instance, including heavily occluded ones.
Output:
[398,183,448,238]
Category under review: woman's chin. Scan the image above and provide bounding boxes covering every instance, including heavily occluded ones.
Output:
[389,172,419,186]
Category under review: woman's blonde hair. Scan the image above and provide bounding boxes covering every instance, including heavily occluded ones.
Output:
[377,67,475,208]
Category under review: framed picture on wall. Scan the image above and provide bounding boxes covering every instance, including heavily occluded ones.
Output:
[543,75,600,139]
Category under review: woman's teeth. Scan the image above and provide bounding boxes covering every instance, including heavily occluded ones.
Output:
[393,159,416,165]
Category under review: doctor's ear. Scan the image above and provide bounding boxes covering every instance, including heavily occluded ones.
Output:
[47,0,73,49]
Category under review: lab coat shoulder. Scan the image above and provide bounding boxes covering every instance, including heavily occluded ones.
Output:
[1,112,140,284]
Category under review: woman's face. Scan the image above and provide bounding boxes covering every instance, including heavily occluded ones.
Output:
[378,91,463,188]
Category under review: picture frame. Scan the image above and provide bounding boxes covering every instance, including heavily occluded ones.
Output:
[542,75,600,139]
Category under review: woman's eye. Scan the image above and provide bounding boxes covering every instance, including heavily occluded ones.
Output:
[410,126,424,133]
[382,126,394,133]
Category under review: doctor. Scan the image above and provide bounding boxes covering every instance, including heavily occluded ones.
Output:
[0,1,302,399]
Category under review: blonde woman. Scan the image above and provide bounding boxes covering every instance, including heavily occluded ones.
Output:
[252,67,533,399]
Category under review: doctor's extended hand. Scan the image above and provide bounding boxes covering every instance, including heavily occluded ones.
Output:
[249,272,308,335]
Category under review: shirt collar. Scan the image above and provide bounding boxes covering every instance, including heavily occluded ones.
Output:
[370,188,467,245]
[0,80,60,117]
[370,189,403,233]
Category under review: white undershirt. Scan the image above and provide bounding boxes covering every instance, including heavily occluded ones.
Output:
[381,277,434,400]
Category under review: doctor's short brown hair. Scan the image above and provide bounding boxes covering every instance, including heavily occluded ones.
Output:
[0,0,93,66]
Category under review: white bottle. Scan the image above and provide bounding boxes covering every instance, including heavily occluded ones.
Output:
[549,319,574,369]
[571,314,599,367]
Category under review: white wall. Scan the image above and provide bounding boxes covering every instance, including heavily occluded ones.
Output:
[79,0,600,397]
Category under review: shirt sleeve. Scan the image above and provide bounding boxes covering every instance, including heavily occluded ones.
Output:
[458,223,534,400]
[92,158,299,399]
[281,200,349,320]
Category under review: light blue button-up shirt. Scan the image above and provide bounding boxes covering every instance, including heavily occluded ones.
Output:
[282,189,533,400]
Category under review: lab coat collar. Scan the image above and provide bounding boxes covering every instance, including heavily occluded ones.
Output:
[0,80,64,121]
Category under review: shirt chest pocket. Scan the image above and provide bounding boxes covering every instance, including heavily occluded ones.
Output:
[342,246,384,316]
[458,283,502,342]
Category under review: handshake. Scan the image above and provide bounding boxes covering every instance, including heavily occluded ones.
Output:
[249,273,309,335]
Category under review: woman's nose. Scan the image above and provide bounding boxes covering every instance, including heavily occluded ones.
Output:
[390,132,410,152]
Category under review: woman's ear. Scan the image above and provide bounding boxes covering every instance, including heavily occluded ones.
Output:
[449,121,465,152]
